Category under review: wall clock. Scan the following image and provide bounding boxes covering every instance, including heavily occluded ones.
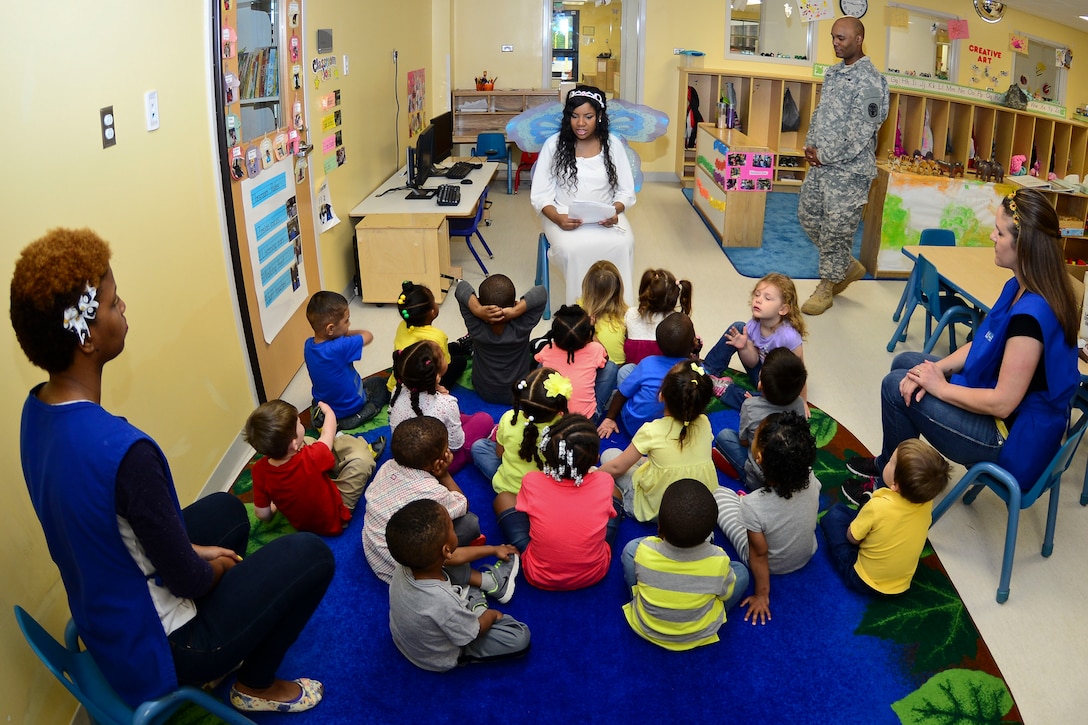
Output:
[839,0,867,18]
[973,0,1006,23]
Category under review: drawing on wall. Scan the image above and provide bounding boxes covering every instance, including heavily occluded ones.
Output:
[408,68,426,138]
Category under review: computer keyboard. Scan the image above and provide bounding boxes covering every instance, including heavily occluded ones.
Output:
[444,161,476,179]
[436,184,462,207]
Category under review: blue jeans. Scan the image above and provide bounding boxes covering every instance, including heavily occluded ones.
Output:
[169,493,335,690]
[877,352,1002,476]
[820,503,884,596]
[703,321,749,378]
[595,361,619,420]
[471,437,501,482]
[621,536,751,609]
[497,498,623,553]
[713,428,749,486]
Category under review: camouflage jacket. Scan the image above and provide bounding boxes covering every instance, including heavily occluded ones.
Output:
[806,55,889,180]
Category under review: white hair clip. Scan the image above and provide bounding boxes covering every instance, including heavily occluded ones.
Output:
[62,283,99,345]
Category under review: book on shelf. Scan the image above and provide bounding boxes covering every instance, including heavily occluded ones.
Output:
[238,46,278,100]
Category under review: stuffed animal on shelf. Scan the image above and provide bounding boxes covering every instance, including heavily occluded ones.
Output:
[1009,154,1027,175]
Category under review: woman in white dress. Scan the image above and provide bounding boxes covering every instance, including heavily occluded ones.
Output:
[531,85,636,305]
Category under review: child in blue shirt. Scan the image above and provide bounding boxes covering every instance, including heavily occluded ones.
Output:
[304,291,390,430]
[597,312,699,439]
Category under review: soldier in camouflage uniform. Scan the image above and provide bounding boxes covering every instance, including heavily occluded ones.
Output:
[799,16,889,315]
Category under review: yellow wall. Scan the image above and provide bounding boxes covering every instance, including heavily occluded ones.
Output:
[3,1,1085,721]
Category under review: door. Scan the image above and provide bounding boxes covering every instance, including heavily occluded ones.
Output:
[215,0,319,401]
[551,10,579,83]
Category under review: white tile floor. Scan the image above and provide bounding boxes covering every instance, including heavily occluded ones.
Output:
[276,179,1088,724]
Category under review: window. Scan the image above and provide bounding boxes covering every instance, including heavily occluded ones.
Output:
[1012,35,1066,104]
[885,5,959,81]
[726,0,812,63]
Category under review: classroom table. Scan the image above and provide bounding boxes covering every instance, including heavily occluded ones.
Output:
[349,162,498,303]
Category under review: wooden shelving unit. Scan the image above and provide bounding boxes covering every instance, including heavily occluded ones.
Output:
[451,89,556,143]
[677,67,1088,191]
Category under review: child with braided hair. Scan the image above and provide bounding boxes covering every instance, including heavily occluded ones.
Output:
[534,304,615,419]
[388,340,493,474]
[387,281,468,394]
[501,414,623,590]
[473,367,570,511]
[599,360,717,522]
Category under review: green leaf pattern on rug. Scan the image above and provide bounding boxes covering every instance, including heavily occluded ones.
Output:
[244,503,297,557]
[807,407,837,448]
[892,669,1013,724]
[857,565,978,673]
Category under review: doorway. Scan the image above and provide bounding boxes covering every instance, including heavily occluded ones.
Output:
[546,0,638,100]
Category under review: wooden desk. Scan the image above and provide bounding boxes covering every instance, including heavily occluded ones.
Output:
[350,162,498,304]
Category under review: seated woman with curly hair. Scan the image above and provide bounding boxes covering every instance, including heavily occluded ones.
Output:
[11,228,334,714]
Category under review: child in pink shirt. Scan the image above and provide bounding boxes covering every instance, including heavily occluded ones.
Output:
[534,304,612,420]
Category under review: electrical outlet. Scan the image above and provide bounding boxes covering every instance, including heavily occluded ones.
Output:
[144,90,159,131]
[673,48,684,55]
[100,106,116,148]
[392,49,398,63]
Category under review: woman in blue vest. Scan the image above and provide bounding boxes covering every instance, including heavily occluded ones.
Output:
[846,189,1079,493]
[12,229,334,714]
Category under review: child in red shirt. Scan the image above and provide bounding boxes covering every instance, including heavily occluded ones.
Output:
[244,399,380,536]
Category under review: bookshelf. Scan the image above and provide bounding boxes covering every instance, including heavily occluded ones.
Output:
[451,89,556,144]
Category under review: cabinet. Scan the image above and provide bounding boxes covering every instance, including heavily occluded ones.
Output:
[692,125,770,247]
[678,68,818,189]
[354,214,459,303]
[451,89,556,143]
[678,67,1088,191]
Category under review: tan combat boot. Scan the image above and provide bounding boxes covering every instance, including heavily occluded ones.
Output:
[831,259,867,295]
[801,279,835,315]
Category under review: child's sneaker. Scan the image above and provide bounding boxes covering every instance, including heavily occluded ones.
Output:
[841,478,874,507]
[368,435,387,460]
[846,455,880,479]
[712,448,740,479]
[482,553,520,604]
[709,375,732,398]
[469,534,488,547]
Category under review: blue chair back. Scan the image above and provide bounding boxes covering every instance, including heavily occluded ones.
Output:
[919,228,956,247]
[448,185,488,235]
[13,606,254,725]
[1019,414,1087,509]
[472,132,509,162]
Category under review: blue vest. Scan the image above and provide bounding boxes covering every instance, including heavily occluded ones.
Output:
[951,280,1078,485]
[20,386,181,706]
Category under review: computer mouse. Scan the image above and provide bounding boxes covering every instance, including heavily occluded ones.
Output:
[461,179,473,184]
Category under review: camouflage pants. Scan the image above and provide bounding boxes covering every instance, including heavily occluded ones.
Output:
[798,170,869,283]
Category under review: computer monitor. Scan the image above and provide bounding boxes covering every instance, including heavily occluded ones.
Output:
[410,124,435,188]
[431,111,453,166]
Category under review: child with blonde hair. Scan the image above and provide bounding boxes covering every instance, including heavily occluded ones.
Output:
[534,304,614,419]
[389,340,493,473]
[599,360,717,521]
[580,260,628,366]
[474,367,570,511]
[703,272,807,409]
[623,268,693,365]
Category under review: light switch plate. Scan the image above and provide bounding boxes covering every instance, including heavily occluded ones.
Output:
[144,90,160,131]
[501,45,514,52]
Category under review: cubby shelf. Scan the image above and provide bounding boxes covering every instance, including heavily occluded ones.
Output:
[451,89,556,144]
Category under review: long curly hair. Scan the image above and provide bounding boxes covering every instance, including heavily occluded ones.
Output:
[551,85,618,193]
[752,273,807,339]
[390,340,441,417]
[755,411,815,500]
[11,228,112,373]
[541,304,594,364]
[659,360,713,449]
[1003,189,1078,345]
[511,366,570,467]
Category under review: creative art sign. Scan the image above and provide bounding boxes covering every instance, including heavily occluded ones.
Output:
[968,44,1003,65]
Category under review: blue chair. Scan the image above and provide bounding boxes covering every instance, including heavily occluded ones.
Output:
[887,254,978,354]
[472,133,513,195]
[13,606,254,725]
[891,228,956,326]
[930,413,1088,603]
[535,233,552,320]
[448,186,493,275]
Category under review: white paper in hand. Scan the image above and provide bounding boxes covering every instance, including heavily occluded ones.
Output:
[567,200,617,224]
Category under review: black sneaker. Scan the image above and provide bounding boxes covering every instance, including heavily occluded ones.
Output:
[846,456,881,478]
[368,435,387,460]
[841,478,874,507]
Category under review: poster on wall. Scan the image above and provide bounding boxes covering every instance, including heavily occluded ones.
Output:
[797,0,833,23]
[240,157,309,343]
[408,68,426,138]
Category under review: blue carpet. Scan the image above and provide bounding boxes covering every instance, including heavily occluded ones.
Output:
[223,372,1016,725]
[683,189,866,280]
